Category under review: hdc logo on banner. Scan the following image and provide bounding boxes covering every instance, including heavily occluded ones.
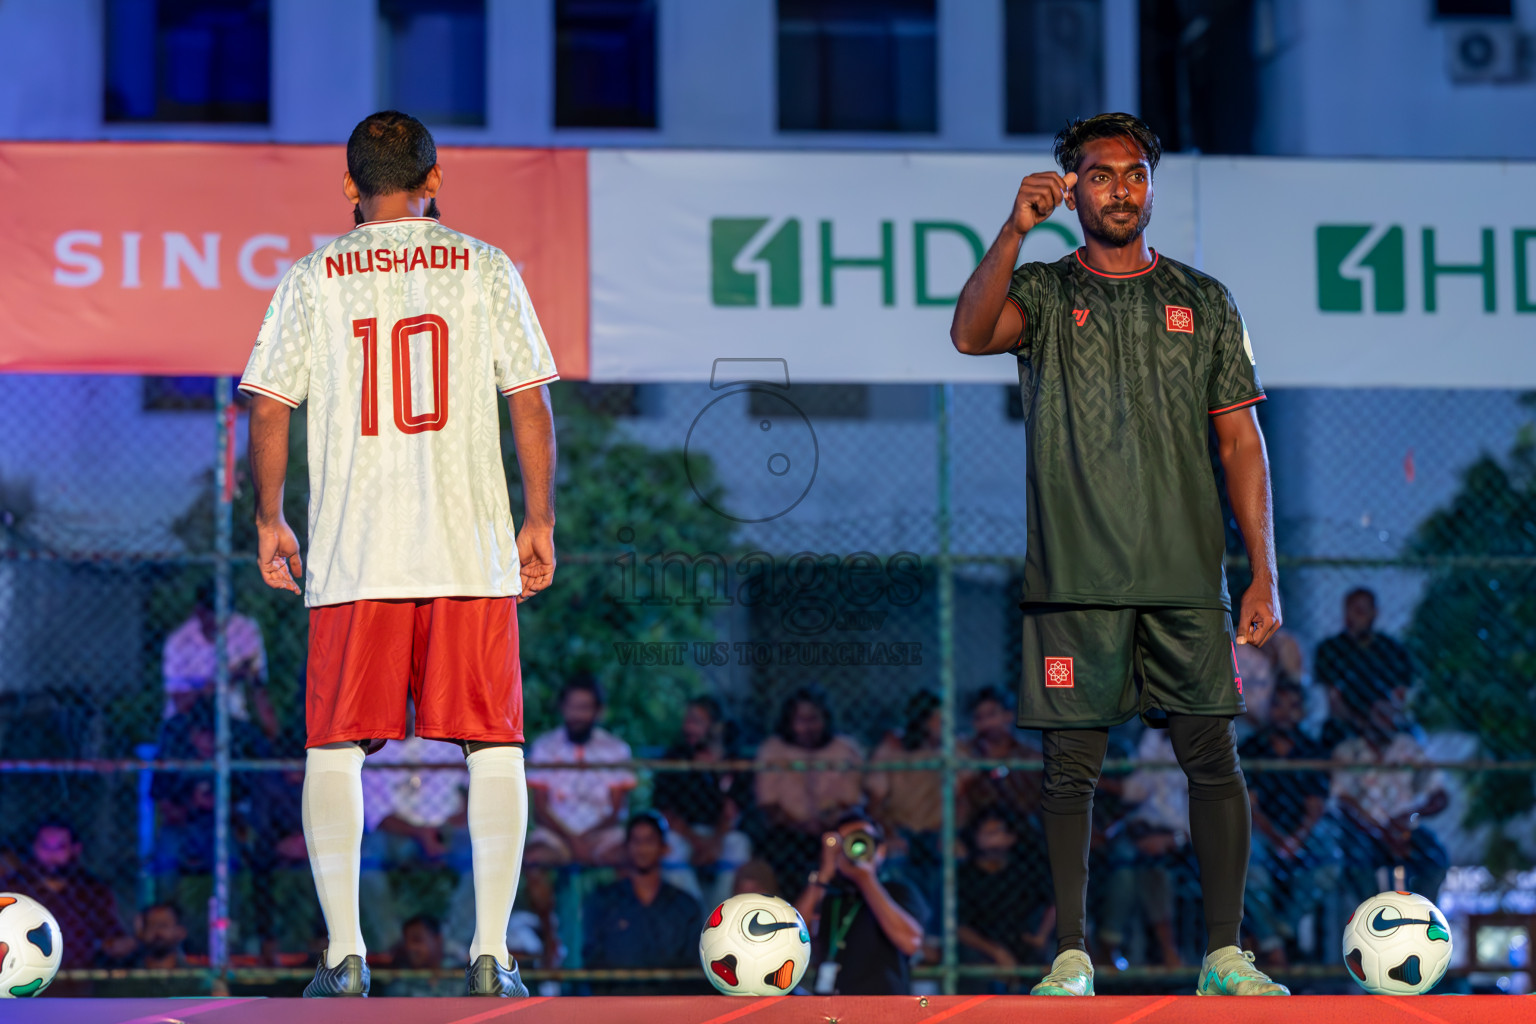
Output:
[710,216,1079,309]
[1316,224,1536,314]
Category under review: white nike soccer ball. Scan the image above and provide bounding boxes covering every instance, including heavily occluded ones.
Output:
[0,893,62,998]
[699,893,810,996]
[1342,890,1453,995]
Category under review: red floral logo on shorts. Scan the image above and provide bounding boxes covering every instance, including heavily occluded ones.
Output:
[1165,305,1194,333]
[1044,656,1074,688]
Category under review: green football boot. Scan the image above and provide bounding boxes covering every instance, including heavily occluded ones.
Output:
[1196,946,1290,996]
[1031,949,1095,996]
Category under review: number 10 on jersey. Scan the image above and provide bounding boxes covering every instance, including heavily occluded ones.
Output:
[353,315,450,436]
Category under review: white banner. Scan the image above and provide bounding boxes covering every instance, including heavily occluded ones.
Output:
[591,151,1536,386]
[590,151,1197,382]
[1200,157,1536,387]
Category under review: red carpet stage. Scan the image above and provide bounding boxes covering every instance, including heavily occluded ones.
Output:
[6,995,1532,1024]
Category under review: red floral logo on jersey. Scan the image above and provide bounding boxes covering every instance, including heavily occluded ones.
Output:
[1073,309,1090,327]
[1044,657,1074,688]
[1165,306,1194,333]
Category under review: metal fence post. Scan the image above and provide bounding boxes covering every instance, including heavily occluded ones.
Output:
[936,382,957,996]
[212,376,234,980]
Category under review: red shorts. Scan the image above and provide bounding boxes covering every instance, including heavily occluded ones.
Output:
[305,597,523,748]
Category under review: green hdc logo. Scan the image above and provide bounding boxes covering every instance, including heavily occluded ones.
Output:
[1316,224,1536,313]
[711,217,1079,308]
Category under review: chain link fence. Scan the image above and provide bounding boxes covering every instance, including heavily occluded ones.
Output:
[0,376,1532,996]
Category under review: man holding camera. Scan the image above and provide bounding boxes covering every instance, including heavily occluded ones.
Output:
[793,812,926,995]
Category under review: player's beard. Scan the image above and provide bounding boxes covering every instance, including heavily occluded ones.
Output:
[1081,197,1153,248]
[352,197,442,225]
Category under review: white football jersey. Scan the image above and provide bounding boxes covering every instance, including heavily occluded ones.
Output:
[239,216,558,607]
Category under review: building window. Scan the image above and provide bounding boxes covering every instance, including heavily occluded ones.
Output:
[380,0,487,126]
[778,0,937,133]
[555,0,658,129]
[1004,0,1103,136]
[104,0,271,123]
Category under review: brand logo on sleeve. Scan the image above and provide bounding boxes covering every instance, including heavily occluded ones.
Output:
[1073,309,1090,326]
[1044,656,1074,688]
[1165,306,1194,333]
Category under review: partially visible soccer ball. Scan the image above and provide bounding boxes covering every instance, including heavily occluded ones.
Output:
[0,893,62,998]
[700,893,810,996]
[1342,890,1453,995]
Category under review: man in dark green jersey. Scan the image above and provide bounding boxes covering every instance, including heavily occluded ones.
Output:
[950,113,1287,998]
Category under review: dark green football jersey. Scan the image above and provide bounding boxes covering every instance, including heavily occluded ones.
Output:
[1006,248,1264,610]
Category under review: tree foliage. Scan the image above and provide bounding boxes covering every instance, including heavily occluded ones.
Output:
[1406,397,1536,867]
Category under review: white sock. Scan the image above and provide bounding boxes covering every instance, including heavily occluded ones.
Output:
[302,742,367,968]
[466,745,529,966]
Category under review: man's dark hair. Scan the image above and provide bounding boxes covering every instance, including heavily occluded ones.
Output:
[964,804,1020,849]
[1053,112,1163,177]
[832,807,884,846]
[775,684,836,747]
[1345,586,1377,606]
[194,578,215,611]
[558,671,604,708]
[900,689,941,751]
[688,694,723,723]
[346,110,437,199]
[968,685,1014,714]
[625,810,667,843]
[1271,679,1306,704]
[402,913,441,936]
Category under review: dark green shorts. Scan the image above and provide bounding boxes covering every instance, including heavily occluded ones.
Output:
[1017,604,1245,729]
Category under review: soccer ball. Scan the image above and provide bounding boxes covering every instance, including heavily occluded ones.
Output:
[700,893,810,996]
[1342,890,1453,995]
[0,893,62,998]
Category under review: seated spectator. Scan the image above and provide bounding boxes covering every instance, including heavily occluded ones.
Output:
[0,820,137,969]
[359,719,472,951]
[162,580,277,739]
[1100,726,1189,967]
[957,808,1055,992]
[653,695,753,906]
[131,903,188,969]
[582,812,703,995]
[1241,680,1341,966]
[866,690,944,914]
[1315,588,1412,744]
[794,811,926,996]
[445,866,562,971]
[383,915,460,997]
[526,674,636,866]
[958,686,1043,827]
[1331,695,1450,902]
[730,858,781,899]
[754,686,866,900]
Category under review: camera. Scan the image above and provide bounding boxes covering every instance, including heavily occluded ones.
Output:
[840,828,878,863]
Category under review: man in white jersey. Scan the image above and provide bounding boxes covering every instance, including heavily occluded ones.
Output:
[241,111,558,998]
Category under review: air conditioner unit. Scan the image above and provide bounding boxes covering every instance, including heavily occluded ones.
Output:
[1444,22,1522,82]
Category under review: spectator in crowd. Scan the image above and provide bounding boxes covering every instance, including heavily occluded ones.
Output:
[754,686,867,900]
[161,580,277,740]
[383,915,460,997]
[1233,628,1304,741]
[1100,727,1190,967]
[795,811,926,996]
[957,807,1056,992]
[1331,694,1450,902]
[525,674,637,866]
[652,695,753,907]
[0,820,137,969]
[582,812,703,995]
[445,862,563,972]
[1315,588,1413,741]
[866,690,944,915]
[131,903,189,970]
[958,686,1043,827]
[730,858,781,899]
[359,718,472,951]
[1240,680,1341,966]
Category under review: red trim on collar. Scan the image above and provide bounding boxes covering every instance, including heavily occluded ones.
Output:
[1075,249,1159,278]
